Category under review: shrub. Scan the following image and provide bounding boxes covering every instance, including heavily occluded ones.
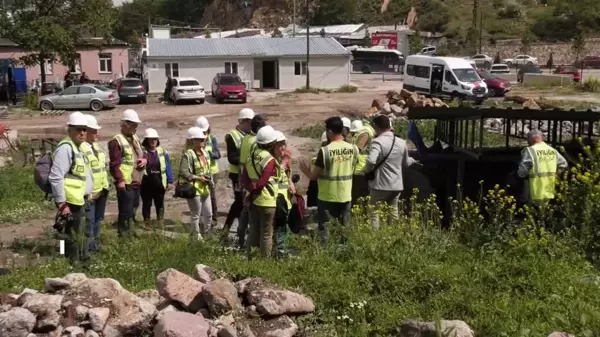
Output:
[294,86,332,94]
[582,78,600,93]
[336,85,358,93]
[23,93,39,110]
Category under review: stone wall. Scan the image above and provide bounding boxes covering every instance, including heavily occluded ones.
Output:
[482,38,600,66]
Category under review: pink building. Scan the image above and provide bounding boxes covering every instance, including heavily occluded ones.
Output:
[0,38,130,84]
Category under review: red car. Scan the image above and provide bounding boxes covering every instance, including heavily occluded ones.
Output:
[211,73,247,104]
[477,70,511,97]
[554,65,581,82]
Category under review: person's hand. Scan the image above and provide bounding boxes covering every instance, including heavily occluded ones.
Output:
[116,181,126,191]
[200,176,208,182]
[167,184,175,190]
[57,203,71,216]
[137,158,148,168]
[289,183,297,195]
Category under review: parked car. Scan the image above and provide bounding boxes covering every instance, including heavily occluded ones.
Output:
[477,70,511,97]
[170,77,205,105]
[470,54,493,68]
[575,56,600,69]
[517,64,543,83]
[503,55,538,68]
[113,77,147,103]
[553,65,581,82]
[417,45,437,56]
[39,84,119,112]
[211,73,247,104]
[489,64,511,74]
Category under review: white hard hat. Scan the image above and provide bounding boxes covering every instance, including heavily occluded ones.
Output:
[195,116,210,131]
[85,114,101,130]
[144,128,159,139]
[256,125,277,145]
[187,127,206,140]
[122,109,141,123]
[274,130,286,142]
[67,111,88,127]
[239,108,255,120]
[350,120,364,133]
[341,117,351,129]
[320,131,328,143]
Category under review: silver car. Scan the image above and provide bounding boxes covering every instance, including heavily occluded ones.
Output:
[39,84,120,112]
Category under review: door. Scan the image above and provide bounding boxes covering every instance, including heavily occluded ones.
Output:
[76,86,95,109]
[262,61,276,88]
[55,86,79,108]
[444,70,460,95]
[431,65,444,94]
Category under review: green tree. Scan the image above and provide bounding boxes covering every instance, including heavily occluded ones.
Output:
[409,30,424,54]
[572,26,587,64]
[520,31,535,54]
[0,0,116,86]
[113,0,165,47]
[416,0,451,33]
[310,0,357,25]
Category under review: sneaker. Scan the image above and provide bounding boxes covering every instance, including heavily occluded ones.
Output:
[196,233,204,241]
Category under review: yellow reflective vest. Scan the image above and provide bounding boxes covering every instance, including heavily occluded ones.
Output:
[526,142,558,201]
[142,147,168,189]
[81,142,108,193]
[184,148,211,197]
[239,134,257,167]
[317,140,358,203]
[113,133,142,185]
[53,138,88,206]
[227,129,245,174]
[245,147,278,207]
[204,134,219,175]
[352,127,373,175]
[276,162,292,210]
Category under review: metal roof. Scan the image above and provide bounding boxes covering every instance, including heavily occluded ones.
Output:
[296,24,365,35]
[147,37,350,58]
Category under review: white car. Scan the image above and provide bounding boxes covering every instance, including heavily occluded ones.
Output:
[489,64,511,74]
[502,55,538,67]
[470,54,493,68]
[170,77,205,105]
[417,45,437,56]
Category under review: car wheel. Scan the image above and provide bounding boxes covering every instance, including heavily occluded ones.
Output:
[506,61,512,68]
[40,101,53,111]
[199,99,205,104]
[527,61,533,65]
[141,98,147,104]
[211,90,215,97]
[90,100,104,111]
[241,98,247,104]
[216,96,223,104]
[488,88,497,97]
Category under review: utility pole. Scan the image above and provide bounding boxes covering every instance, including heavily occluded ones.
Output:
[292,0,296,37]
[305,0,310,88]
[479,11,483,53]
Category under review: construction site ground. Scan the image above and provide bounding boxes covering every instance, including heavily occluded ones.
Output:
[1,73,599,265]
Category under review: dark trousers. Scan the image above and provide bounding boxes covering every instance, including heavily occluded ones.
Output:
[209,175,218,221]
[351,174,370,206]
[117,185,140,237]
[307,180,319,207]
[140,175,165,221]
[64,203,85,261]
[317,200,352,245]
[85,189,108,252]
[224,174,246,230]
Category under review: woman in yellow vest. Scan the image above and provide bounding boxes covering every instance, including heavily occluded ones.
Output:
[350,119,373,206]
[196,116,221,223]
[140,128,174,230]
[180,127,213,240]
[272,130,293,257]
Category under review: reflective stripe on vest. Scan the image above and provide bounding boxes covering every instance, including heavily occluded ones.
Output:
[227,129,244,174]
[352,128,372,175]
[113,133,141,185]
[276,162,292,210]
[317,140,357,203]
[245,147,277,207]
[82,142,108,193]
[53,138,88,206]
[185,149,211,196]
[205,135,219,174]
[239,134,256,166]
[142,147,168,189]
[527,142,558,201]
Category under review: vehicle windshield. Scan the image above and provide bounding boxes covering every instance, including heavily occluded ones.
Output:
[94,85,110,92]
[452,68,480,83]
[219,76,242,85]
[180,80,200,86]
[478,71,496,81]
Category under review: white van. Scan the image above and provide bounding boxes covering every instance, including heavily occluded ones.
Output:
[403,55,488,101]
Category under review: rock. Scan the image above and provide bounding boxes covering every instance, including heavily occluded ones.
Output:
[522,99,541,110]
[63,274,88,288]
[218,325,237,337]
[0,293,19,307]
[196,308,210,319]
[88,307,109,332]
[154,311,210,337]
[202,279,241,317]
[382,102,391,113]
[156,269,205,312]
[1,304,11,313]
[432,97,448,108]
[75,306,89,320]
[193,265,215,284]
[400,89,413,99]
[157,304,180,322]
[406,95,419,108]
[44,278,71,293]
[64,326,85,337]
[371,98,384,110]
[35,311,61,333]
[48,325,63,337]
[136,289,163,308]
[251,315,297,337]
[21,294,64,315]
[243,306,259,319]
[365,106,379,117]
[390,104,404,115]
[0,307,36,337]
[85,330,100,337]
[217,314,234,327]
[398,319,474,337]
[547,333,575,337]
[166,120,178,129]
[234,322,255,337]
[241,278,315,316]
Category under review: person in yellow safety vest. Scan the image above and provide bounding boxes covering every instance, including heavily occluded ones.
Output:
[140,128,174,231]
[349,119,373,206]
[196,116,221,223]
[272,130,295,257]
[224,108,255,234]
[236,114,267,248]
[81,114,109,253]
[341,117,352,142]
[306,131,329,208]
[299,117,359,244]
[241,125,279,257]
[49,112,94,262]
[517,129,568,204]
[108,109,147,237]
[180,127,213,240]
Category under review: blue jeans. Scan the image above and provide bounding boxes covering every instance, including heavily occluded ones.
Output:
[317,200,351,245]
[85,189,108,251]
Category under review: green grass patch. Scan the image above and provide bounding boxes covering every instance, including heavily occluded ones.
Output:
[336,85,358,93]
[0,165,52,224]
[581,78,600,93]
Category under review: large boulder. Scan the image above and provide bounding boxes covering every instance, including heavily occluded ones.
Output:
[35,311,61,333]
[0,307,36,337]
[136,289,163,308]
[88,307,109,332]
[238,278,314,316]
[154,311,210,337]
[21,294,64,315]
[44,277,71,293]
[156,269,205,312]
[396,319,474,337]
[202,279,242,317]
[193,265,216,284]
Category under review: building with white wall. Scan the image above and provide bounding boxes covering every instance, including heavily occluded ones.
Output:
[145,37,351,93]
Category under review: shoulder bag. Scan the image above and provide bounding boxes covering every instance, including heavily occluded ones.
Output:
[365,134,396,181]
[174,152,197,199]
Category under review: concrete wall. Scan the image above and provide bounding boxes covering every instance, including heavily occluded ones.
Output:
[522,73,573,86]
[482,38,600,66]
[278,56,350,90]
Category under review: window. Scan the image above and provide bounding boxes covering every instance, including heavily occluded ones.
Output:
[94,85,110,92]
[165,63,179,77]
[99,53,112,73]
[294,61,307,75]
[78,86,96,94]
[225,62,238,74]
[415,65,430,79]
[406,64,416,76]
[179,80,200,86]
[69,54,81,73]
[62,86,79,95]
[39,60,53,75]
[453,68,480,82]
